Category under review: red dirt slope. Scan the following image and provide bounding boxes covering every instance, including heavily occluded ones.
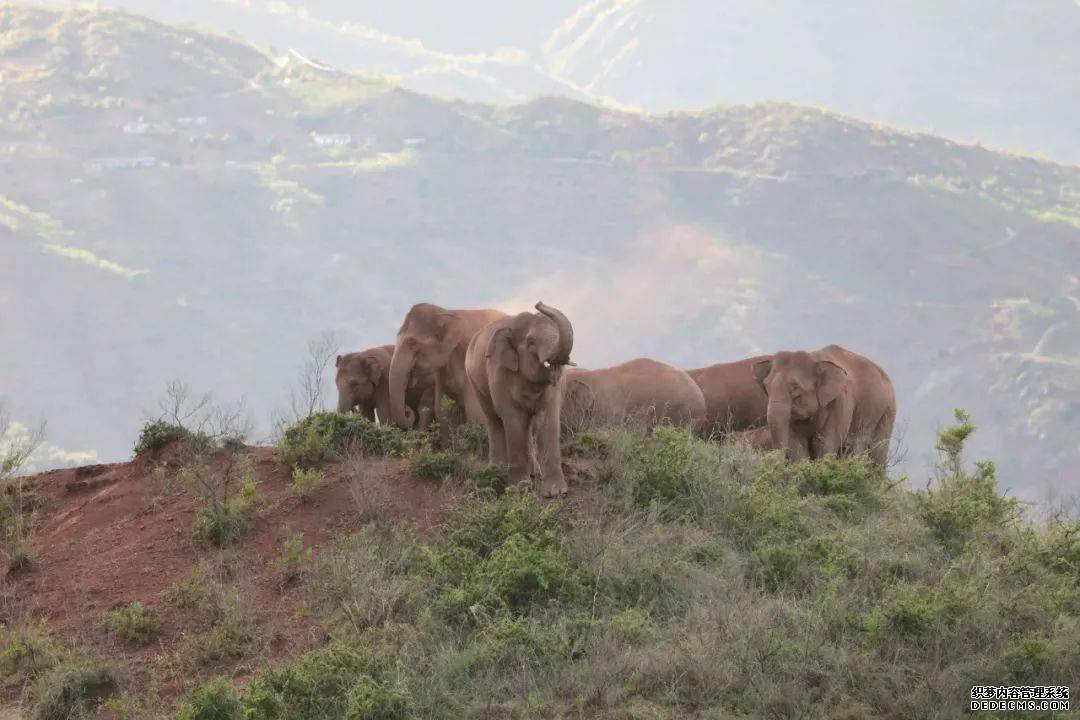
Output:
[2,444,455,704]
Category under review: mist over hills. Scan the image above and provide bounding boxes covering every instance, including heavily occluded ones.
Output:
[43,0,1080,164]
[1,4,1078,499]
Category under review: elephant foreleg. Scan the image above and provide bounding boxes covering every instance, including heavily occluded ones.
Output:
[500,410,532,486]
[869,409,895,469]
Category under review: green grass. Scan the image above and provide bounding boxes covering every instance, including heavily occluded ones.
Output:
[102,602,161,646]
[138,413,1080,716]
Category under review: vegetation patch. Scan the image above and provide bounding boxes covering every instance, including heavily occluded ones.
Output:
[277,413,421,467]
[102,602,161,646]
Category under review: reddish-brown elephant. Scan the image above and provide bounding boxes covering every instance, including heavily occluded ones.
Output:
[335,345,434,428]
[562,358,706,435]
[466,302,575,497]
[753,345,896,467]
[686,356,770,438]
[388,303,508,430]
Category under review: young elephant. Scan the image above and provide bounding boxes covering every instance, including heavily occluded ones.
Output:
[335,345,434,428]
[686,356,770,438]
[465,302,575,497]
[752,345,896,467]
[561,358,706,435]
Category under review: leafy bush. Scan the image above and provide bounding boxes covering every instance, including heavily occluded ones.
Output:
[277,413,417,467]
[427,491,584,620]
[272,526,312,583]
[289,466,326,499]
[192,501,249,548]
[134,420,204,455]
[563,430,611,459]
[173,680,241,720]
[448,422,488,457]
[0,622,62,685]
[409,448,461,480]
[465,463,509,494]
[239,643,400,720]
[917,410,1017,549]
[102,602,161,645]
[24,657,120,720]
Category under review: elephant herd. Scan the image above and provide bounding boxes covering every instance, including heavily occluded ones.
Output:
[335,302,897,497]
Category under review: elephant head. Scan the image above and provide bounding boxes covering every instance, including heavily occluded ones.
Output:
[335,351,385,414]
[753,351,848,456]
[486,302,575,386]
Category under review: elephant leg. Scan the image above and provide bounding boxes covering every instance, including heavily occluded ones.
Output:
[534,406,567,498]
[869,410,895,469]
[500,410,532,486]
[474,388,507,466]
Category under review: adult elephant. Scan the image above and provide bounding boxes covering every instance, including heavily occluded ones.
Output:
[686,356,770,438]
[465,302,575,497]
[388,303,508,430]
[562,358,706,435]
[335,345,434,428]
[752,345,896,467]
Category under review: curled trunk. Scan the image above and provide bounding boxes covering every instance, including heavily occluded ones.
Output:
[535,302,574,366]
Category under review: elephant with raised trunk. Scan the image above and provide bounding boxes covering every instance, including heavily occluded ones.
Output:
[752,345,896,467]
[686,356,770,438]
[336,345,434,428]
[466,302,575,497]
[388,303,508,431]
[562,358,706,435]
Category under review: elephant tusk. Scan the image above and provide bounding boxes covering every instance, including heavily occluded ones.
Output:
[564,360,576,367]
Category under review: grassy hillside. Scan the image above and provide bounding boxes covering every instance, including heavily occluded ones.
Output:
[0,5,1078,499]
[2,411,1078,718]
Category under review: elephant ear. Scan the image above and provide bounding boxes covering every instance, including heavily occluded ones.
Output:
[487,327,518,372]
[814,360,848,407]
[363,355,383,383]
[434,311,456,341]
[752,359,773,386]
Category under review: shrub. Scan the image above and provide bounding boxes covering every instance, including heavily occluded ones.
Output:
[289,466,326,499]
[272,526,312,583]
[102,602,161,645]
[867,584,940,641]
[409,448,461,480]
[917,410,1016,549]
[23,657,120,720]
[277,413,415,467]
[239,643,393,720]
[134,420,203,455]
[427,491,584,620]
[192,501,249,548]
[0,622,62,685]
[173,680,241,720]
[449,422,488,457]
[563,430,611,459]
[170,593,258,673]
[466,463,509,494]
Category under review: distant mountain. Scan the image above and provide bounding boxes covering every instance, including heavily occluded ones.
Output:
[1,5,1078,499]
[42,0,1080,164]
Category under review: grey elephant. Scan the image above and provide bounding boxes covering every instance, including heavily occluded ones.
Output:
[335,345,434,428]
[752,345,896,467]
[388,303,508,430]
[562,358,706,435]
[465,302,575,497]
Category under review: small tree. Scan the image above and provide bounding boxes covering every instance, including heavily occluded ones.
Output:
[1,405,45,571]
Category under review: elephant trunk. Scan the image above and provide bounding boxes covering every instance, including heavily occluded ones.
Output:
[337,391,353,414]
[766,398,792,458]
[387,345,416,428]
[535,301,574,366]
